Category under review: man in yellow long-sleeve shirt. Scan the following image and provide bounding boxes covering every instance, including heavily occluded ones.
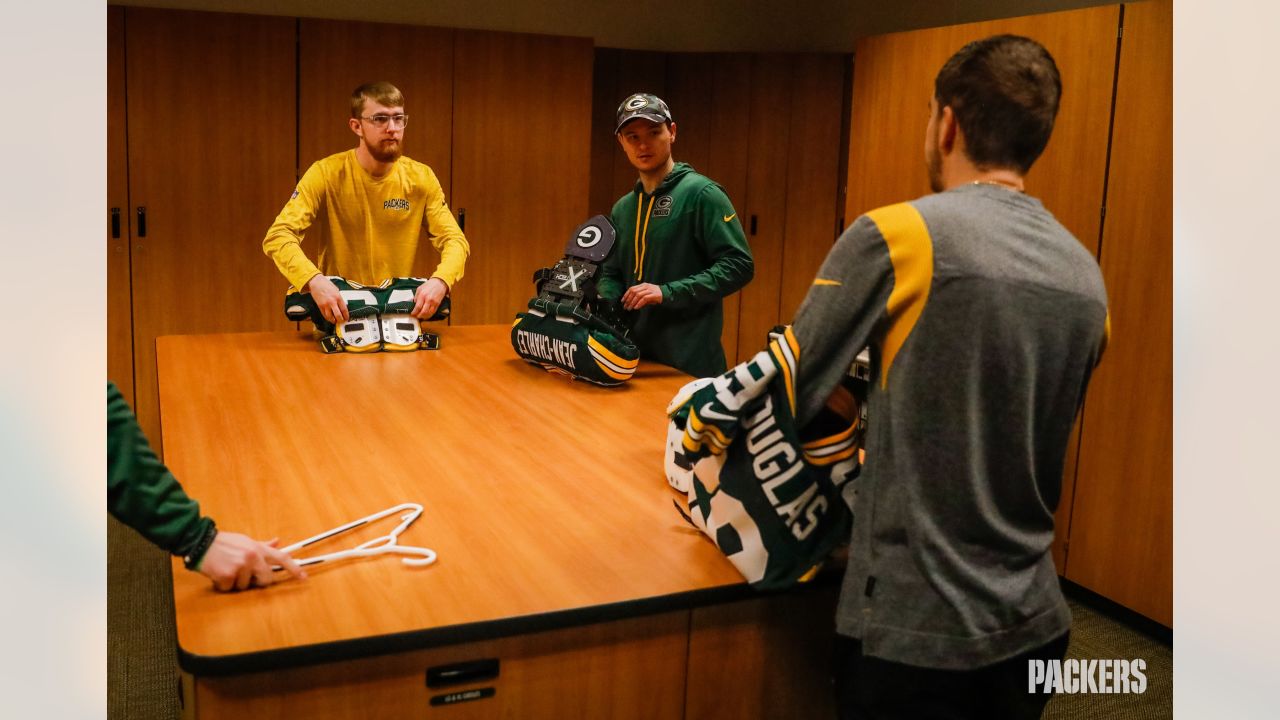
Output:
[264,81,469,323]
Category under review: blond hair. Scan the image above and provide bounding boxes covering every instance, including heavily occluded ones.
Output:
[350,81,404,118]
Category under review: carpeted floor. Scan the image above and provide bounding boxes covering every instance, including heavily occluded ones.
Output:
[108,518,1172,719]
[1044,597,1173,719]
[107,516,180,720]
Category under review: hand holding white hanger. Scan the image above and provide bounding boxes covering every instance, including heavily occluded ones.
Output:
[200,532,307,592]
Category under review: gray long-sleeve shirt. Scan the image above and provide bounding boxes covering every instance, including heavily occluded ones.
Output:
[791,184,1108,670]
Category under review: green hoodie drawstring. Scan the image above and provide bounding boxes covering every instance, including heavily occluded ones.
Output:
[634,191,656,281]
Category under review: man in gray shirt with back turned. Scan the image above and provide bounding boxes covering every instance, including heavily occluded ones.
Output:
[787,35,1109,718]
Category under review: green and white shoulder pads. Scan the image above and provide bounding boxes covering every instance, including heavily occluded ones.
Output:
[283,276,448,354]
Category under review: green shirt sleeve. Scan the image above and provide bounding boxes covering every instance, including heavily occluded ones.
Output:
[660,184,754,309]
[106,382,212,557]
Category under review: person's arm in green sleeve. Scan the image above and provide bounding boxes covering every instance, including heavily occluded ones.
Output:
[107,382,306,591]
[107,381,209,556]
[660,184,754,309]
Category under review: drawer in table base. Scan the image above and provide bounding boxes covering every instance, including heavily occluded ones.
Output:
[182,611,689,720]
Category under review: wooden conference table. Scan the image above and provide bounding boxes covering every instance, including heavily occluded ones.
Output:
[159,325,837,719]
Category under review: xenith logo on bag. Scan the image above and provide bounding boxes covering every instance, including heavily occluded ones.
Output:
[1028,659,1148,694]
[383,198,410,211]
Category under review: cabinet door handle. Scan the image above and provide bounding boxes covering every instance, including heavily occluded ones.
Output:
[426,658,499,688]
[750,215,758,236]
[458,208,466,232]
[136,207,148,237]
[110,208,121,238]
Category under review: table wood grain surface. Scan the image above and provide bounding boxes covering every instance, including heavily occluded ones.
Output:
[157,325,746,668]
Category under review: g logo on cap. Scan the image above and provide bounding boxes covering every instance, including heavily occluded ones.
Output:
[624,95,649,110]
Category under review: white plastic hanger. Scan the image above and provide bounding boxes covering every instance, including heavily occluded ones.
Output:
[275,502,437,570]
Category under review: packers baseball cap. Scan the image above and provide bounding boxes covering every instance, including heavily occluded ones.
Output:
[615,93,673,133]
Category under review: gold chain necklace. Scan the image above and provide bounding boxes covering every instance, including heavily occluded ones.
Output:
[970,179,1024,193]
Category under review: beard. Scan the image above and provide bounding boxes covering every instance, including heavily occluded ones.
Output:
[366,137,403,164]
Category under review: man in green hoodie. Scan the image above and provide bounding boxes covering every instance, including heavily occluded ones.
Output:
[597,93,754,378]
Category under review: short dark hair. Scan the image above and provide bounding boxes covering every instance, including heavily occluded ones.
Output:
[934,34,1062,174]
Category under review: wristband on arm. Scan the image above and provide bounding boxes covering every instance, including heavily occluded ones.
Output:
[182,520,218,571]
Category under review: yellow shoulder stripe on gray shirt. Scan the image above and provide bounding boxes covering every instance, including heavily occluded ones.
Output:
[865,202,934,388]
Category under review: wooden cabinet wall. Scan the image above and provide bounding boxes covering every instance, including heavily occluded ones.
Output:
[845,6,1118,251]
[450,31,593,325]
[107,6,133,405]
[845,2,1171,625]
[1063,0,1172,627]
[108,8,593,446]
[119,8,298,449]
[590,50,847,365]
[686,588,839,719]
[777,55,848,323]
[736,58,797,364]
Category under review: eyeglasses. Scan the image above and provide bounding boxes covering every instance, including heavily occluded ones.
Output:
[361,114,409,129]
